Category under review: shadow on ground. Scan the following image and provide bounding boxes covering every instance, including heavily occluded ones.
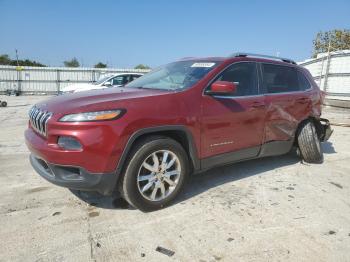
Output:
[71,143,335,210]
[322,141,336,154]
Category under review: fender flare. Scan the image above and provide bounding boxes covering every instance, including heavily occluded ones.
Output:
[115,125,200,176]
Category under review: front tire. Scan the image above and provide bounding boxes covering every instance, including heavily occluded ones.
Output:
[120,136,189,211]
[297,120,323,163]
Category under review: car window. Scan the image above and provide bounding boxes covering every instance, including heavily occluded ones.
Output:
[126,61,221,90]
[262,64,299,93]
[211,62,258,96]
[112,75,129,86]
[297,71,311,91]
[131,74,142,81]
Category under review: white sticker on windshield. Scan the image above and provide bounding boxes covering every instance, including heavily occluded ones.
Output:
[191,62,215,68]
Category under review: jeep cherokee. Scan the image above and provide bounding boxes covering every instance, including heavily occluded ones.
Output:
[25,53,332,211]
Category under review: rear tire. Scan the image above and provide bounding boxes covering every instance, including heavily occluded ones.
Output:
[1,101,7,107]
[297,120,323,163]
[120,136,189,212]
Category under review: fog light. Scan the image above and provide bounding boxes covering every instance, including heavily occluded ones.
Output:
[58,136,82,150]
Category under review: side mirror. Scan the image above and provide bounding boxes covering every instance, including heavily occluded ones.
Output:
[103,81,112,87]
[207,81,237,95]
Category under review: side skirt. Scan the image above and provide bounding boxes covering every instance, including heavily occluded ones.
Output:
[200,140,293,171]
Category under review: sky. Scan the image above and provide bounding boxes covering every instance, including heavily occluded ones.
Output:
[0,0,349,68]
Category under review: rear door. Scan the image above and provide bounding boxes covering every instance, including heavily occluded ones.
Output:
[201,62,266,161]
[261,63,312,143]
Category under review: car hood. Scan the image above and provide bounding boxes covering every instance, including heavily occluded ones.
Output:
[36,87,173,117]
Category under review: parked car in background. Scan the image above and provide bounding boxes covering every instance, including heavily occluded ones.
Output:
[25,53,332,211]
[60,73,143,94]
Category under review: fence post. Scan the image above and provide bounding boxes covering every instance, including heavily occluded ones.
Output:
[16,67,22,93]
[92,70,95,83]
[56,69,60,94]
[323,53,332,94]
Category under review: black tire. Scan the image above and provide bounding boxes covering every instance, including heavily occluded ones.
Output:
[120,136,189,212]
[1,101,7,107]
[297,120,323,163]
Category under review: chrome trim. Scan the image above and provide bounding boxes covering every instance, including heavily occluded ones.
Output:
[264,89,312,96]
[28,106,52,137]
[213,94,264,99]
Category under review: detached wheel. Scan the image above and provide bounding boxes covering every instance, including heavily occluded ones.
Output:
[297,120,323,163]
[1,101,7,107]
[120,136,189,211]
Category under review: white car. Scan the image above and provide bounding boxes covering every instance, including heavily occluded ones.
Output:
[60,73,143,94]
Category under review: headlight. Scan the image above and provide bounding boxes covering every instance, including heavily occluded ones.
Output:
[59,109,125,122]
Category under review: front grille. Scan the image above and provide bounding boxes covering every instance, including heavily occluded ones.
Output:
[29,106,52,137]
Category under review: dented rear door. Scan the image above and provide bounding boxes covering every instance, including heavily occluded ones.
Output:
[260,63,311,143]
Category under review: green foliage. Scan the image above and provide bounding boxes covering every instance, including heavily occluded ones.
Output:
[312,29,350,58]
[63,58,80,67]
[134,64,151,70]
[94,62,107,68]
[0,54,46,67]
[0,54,11,65]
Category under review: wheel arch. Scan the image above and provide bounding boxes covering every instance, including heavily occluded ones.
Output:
[294,116,324,145]
[115,125,200,177]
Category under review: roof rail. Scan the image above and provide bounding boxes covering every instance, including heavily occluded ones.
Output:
[230,52,296,64]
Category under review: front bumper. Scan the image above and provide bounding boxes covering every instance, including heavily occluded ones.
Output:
[30,154,118,195]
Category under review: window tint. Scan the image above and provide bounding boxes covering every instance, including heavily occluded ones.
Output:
[213,62,258,96]
[112,75,129,86]
[131,74,142,81]
[297,71,311,91]
[262,64,299,93]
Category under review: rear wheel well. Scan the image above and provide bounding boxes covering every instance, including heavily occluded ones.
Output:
[295,117,322,145]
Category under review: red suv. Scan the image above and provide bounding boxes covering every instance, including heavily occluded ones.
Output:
[25,53,332,211]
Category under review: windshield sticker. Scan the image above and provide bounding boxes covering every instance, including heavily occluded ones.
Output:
[191,62,215,68]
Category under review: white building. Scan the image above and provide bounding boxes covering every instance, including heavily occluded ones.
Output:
[298,50,350,98]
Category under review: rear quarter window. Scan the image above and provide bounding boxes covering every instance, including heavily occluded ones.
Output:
[262,64,300,93]
[297,70,311,91]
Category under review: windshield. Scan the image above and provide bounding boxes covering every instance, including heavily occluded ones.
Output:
[126,60,221,90]
[93,76,112,85]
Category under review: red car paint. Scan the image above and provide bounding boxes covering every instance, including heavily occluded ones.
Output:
[25,56,323,194]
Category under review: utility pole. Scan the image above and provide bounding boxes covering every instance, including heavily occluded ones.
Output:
[319,54,326,87]
[15,49,21,94]
[323,41,332,94]
[15,49,19,66]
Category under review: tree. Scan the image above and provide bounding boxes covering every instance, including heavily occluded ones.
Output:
[0,54,46,67]
[312,29,350,58]
[0,54,11,65]
[134,64,151,70]
[94,62,107,68]
[64,58,80,67]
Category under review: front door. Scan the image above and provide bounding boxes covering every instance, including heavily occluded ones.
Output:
[201,62,266,163]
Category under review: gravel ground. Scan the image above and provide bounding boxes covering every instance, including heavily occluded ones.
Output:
[0,95,349,262]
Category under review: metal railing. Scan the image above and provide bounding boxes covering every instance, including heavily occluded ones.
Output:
[0,65,150,95]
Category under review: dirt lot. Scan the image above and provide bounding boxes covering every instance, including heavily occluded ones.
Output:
[0,95,349,262]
